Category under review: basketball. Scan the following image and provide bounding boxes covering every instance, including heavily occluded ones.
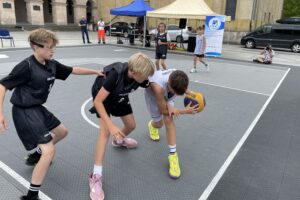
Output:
[184,91,206,112]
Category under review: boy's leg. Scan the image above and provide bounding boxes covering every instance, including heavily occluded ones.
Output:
[111,114,138,148]
[200,56,209,71]
[161,59,167,70]
[81,30,85,43]
[190,56,198,73]
[90,118,107,200]
[22,142,55,199]
[163,115,181,179]
[155,59,160,70]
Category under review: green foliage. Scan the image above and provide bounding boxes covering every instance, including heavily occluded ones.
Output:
[283,0,300,18]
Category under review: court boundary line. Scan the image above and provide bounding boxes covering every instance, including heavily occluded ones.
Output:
[0,161,52,200]
[198,67,290,200]
[191,80,270,96]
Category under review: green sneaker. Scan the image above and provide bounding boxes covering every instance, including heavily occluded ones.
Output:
[148,120,160,141]
[168,153,181,179]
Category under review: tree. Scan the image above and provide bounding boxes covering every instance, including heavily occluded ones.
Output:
[283,0,300,18]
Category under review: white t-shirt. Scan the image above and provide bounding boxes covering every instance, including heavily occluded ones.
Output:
[194,34,205,55]
[97,21,105,30]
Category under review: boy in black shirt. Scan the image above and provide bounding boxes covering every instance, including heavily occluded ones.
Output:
[155,23,171,70]
[89,53,155,200]
[0,28,101,200]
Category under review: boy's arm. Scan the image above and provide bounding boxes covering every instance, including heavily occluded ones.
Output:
[203,36,207,54]
[72,67,103,76]
[0,84,8,133]
[151,84,169,115]
[94,87,125,141]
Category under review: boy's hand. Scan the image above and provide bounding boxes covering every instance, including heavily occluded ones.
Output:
[185,102,199,114]
[0,114,8,133]
[97,70,105,76]
[108,124,125,142]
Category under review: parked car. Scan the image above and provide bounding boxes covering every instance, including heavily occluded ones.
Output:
[149,25,192,43]
[104,22,139,37]
[240,23,300,53]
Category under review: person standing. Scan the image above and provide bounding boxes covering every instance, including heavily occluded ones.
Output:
[97,18,105,44]
[155,23,170,70]
[79,16,92,44]
[190,27,209,73]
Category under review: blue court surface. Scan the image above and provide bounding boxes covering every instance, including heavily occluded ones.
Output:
[0,45,299,200]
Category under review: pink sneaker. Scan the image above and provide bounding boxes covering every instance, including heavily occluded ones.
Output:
[112,138,138,149]
[89,174,104,200]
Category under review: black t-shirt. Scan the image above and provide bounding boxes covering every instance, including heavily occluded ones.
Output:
[79,19,87,30]
[102,68,149,92]
[0,55,73,107]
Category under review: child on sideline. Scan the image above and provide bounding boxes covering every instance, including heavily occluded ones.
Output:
[155,22,171,70]
[0,28,101,200]
[190,27,209,73]
[88,52,155,200]
[145,69,198,179]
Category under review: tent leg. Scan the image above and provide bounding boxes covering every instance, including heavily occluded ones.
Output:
[110,15,112,44]
[143,16,146,48]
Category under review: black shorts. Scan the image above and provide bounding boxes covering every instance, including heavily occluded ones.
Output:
[195,54,205,58]
[12,105,61,151]
[89,96,133,118]
[155,51,167,59]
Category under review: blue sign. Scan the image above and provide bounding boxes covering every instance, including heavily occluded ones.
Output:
[204,16,226,57]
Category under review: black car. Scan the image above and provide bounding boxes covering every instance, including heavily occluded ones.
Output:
[276,17,300,24]
[241,23,300,53]
[104,22,139,38]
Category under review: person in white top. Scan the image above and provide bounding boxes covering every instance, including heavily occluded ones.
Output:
[97,19,105,44]
[190,27,209,73]
[253,43,275,64]
[144,69,198,179]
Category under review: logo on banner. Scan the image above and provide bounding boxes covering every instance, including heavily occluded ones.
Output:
[208,17,221,30]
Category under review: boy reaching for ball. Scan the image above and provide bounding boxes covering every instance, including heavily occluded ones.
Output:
[144,69,199,179]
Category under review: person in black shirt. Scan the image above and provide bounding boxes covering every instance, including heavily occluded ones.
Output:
[88,53,155,200]
[155,22,171,70]
[0,28,101,200]
[79,16,92,44]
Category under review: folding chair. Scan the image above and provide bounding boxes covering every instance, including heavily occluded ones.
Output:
[0,29,15,47]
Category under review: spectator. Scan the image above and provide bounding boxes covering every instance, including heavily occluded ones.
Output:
[253,43,275,64]
[155,22,170,70]
[79,16,92,44]
[97,18,105,44]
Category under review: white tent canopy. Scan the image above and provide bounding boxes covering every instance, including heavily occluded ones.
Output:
[147,0,230,21]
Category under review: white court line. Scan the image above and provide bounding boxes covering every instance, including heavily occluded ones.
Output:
[0,161,52,200]
[199,67,290,200]
[114,49,127,52]
[0,54,9,59]
[191,80,270,96]
[81,97,99,129]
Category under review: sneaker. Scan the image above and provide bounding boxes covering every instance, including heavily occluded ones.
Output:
[205,64,210,72]
[112,138,138,149]
[88,41,92,44]
[98,41,101,44]
[20,195,41,200]
[168,153,181,179]
[103,41,106,44]
[25,152,41,166]
[89,174,104,200]
[190,68,197,73]
[148,121,160,141]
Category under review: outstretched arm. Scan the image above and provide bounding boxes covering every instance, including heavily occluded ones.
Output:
[0,84,8,133]
[72,67,103,76]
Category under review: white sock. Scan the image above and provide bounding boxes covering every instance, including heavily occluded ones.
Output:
[93,165,103,176]
[169,145,177,154]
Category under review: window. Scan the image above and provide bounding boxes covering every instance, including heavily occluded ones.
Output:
[168,25,179,30]
[48,0,52,14]
[225,0,237,21]
[263,26,272,33]
[273,29,293,35]
[294,30,300,36]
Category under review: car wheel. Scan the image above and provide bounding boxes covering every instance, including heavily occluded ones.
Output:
[176,36,183,43]
[245,40,255,48]
[124,32,128,38]
[291,43,300,53]
[105,30,110,36]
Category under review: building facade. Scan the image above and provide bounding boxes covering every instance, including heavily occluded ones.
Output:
[0,0,284,32]
[0,0,98,26]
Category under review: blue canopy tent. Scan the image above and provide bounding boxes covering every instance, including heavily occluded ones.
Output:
[110,0,154,47]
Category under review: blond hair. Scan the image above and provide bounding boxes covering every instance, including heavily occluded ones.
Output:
[28,28,58,48]
[128,53,155,77]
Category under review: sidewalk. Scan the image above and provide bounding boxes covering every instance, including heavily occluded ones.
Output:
[1,31,299,67]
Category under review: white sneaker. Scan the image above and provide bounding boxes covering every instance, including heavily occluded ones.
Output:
[190,68,197,73]
[205,64,210,72]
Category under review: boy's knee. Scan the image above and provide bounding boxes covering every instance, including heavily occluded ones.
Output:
[41,145,56,160]
[61,127,68,138]
[163,116,174,125]
[126,121,136,132]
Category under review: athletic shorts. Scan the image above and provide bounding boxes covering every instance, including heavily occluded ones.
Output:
[144,89,174,122]
[89,96,133,118]
[155,52,167,60]
[12,105,61,151]
[195,54,205,58]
